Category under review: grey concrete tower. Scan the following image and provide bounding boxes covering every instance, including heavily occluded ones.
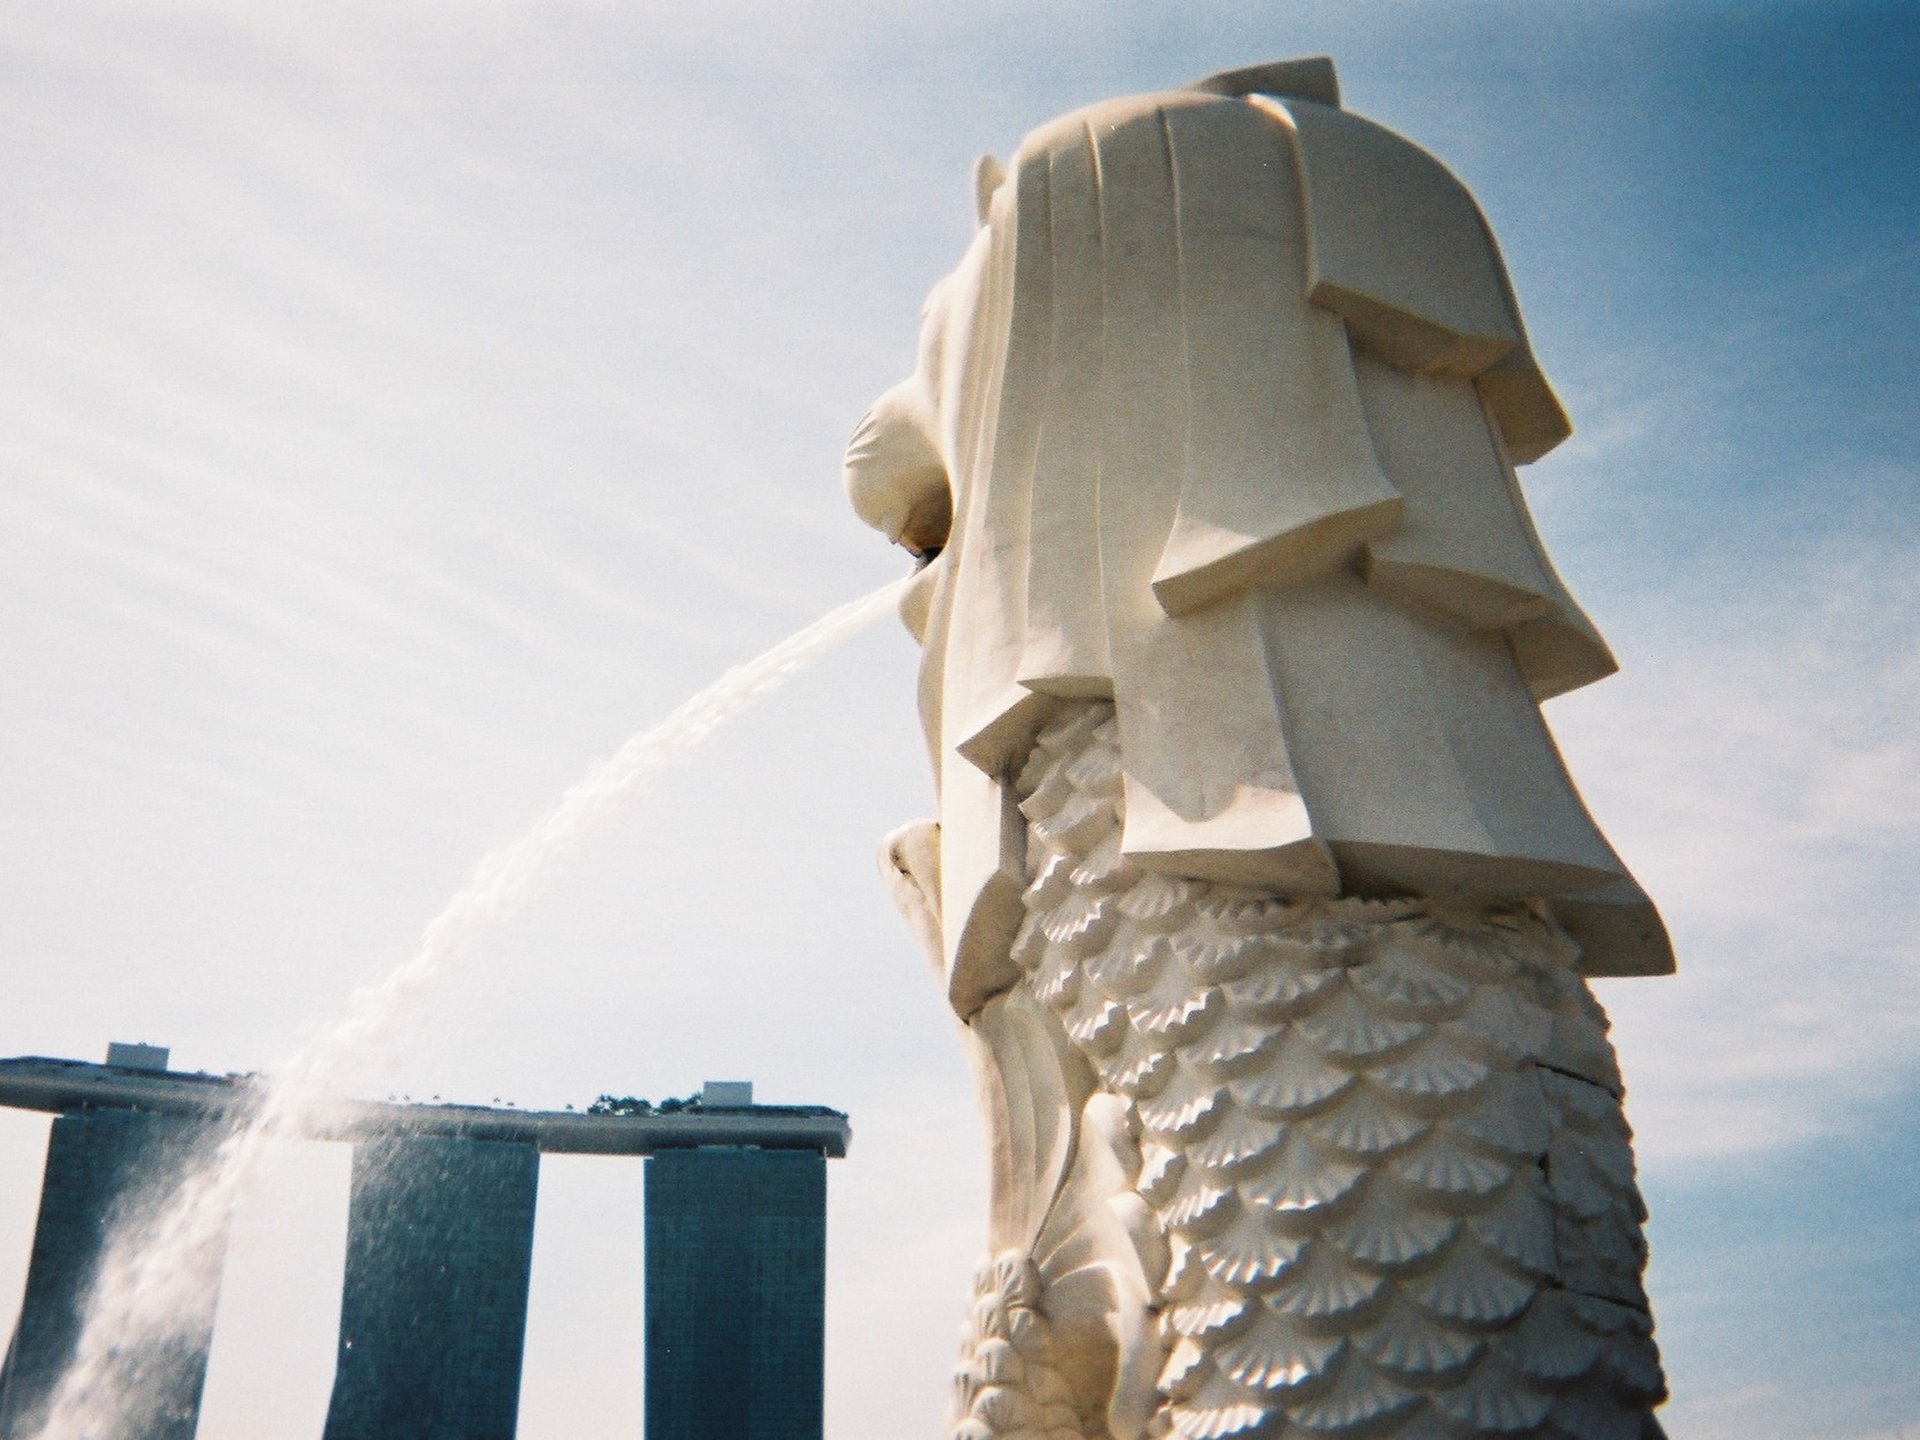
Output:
[643,1146,828,1440]
[0,1055,848,1439]
[0,1106,229,1440]
[321,1134,539,1440]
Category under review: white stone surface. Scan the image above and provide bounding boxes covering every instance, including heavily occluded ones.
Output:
[846,60,1671,986]
[854,57,1674,1440]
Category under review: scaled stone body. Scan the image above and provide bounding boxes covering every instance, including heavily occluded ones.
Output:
[851,57,1670,1440]
[975,706,1662,1440]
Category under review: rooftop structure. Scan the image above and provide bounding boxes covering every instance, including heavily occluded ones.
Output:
[0,1047,847,1440]
[0,1054,849,1156]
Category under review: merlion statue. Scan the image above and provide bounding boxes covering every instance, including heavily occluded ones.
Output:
[848,58,1670,1440]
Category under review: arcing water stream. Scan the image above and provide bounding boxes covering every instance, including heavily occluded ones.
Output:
[28,577,906,1440]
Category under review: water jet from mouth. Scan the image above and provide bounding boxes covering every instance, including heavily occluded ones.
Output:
[26,576,906,1440]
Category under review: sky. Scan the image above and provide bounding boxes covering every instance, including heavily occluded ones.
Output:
[0,2,1916,1437]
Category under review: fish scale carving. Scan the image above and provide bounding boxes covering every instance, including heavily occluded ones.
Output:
[973,701,1668,1440]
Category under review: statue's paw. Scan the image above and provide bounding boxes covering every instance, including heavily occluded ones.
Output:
[954,1250,1098,1440]
[881,819,943,970]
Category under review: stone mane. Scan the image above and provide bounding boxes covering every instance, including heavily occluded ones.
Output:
[847,61,1669,1032]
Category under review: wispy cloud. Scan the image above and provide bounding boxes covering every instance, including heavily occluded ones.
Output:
[1,6,1915,1436]
[1550,523,1920,1157]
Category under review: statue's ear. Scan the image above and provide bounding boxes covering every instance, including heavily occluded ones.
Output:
[973,153,1006,227]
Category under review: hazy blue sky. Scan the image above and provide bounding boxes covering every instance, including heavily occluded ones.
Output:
[1,4,1915,1437]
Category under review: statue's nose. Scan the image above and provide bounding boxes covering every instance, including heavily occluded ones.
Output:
[844,383,952,560]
